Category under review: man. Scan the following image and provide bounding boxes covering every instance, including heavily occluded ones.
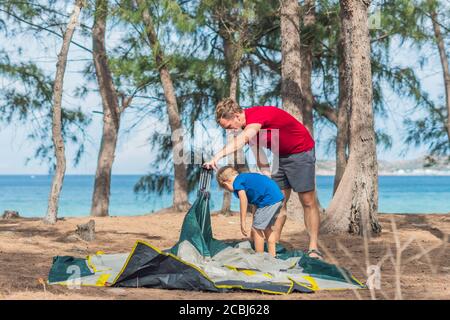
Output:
[203,98,322,259]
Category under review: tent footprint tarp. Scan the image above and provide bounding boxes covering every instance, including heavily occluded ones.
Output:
[48,189,365,294]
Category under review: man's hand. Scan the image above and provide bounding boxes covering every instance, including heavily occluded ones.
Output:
[241,222,248,237]
[203,158,218,170]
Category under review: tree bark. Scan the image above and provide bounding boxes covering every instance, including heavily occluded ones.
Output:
[223,35,242,101]
[44,0,83,225]
[333,107,349,194]
[280,0,303,122]
[321,0,381,236]
[139,0,189,212]
[220,34,244,214]
[430,8,450,142]
[300,0,315,135]
[90,0,121,217]
[280,0,325,219]
[76,220,95,241]
[333,24,350,194]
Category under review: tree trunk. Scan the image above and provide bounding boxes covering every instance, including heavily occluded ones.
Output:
[300,0,315,135]
[220,35,244,214]
[280,0,302,219]
[90,0,121,217]
[321,0,381,236]
[430,8,450,142]
[333,24,350,194]
[139,0,189,212]
[76,220,96,241]
[280,0,324,219]
[333,105,349,194]
[225,38,241,101]
[44,0,83,225]
[280,0,303,122]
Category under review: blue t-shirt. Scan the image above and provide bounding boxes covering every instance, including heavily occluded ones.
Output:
[232,173,284,208]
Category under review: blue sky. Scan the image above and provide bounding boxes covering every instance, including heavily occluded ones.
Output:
[0,12,443,175]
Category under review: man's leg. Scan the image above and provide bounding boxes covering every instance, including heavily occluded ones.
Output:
[276,189,291,242]
[298,190,320,256]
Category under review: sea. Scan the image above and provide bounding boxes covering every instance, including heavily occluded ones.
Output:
[0,175,448,218]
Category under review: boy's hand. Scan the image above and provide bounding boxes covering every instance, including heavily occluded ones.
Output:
[241,223,248,237]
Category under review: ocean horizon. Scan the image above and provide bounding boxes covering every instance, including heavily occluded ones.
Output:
[0,174,449,217]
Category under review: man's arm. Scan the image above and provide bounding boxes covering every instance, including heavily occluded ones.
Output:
[238,190,249,237]
[250,143,271,177]
[204,123,262,170]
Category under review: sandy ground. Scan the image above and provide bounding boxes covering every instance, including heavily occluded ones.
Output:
[0,211,449,300]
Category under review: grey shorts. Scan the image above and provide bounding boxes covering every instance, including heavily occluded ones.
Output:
[271,148,316,193]
[252,201,283,230]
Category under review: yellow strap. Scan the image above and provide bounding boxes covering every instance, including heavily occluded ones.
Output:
[302,275,320,291]
[95,274,110,286]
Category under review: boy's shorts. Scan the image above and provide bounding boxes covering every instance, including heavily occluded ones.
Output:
[252,200,284,230]
[271,148,316,193]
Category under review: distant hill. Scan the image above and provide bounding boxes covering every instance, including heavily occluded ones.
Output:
[316,156,450,176]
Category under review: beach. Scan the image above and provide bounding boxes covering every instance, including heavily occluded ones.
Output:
[0,210,448,300]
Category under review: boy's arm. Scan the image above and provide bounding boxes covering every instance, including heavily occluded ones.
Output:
[250,143,271,177]
[204,123,262,170]
[238,190,249,237]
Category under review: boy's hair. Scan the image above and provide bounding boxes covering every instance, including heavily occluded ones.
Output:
[215,98,243,123]
[216,165,238,188]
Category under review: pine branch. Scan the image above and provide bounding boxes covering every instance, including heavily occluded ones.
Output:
[0,8,92,53]
[313,101,337,125]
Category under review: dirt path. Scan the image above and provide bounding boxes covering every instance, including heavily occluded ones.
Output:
[0,212,449,300]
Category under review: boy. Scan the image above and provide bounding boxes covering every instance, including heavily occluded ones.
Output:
[216,165,286,257]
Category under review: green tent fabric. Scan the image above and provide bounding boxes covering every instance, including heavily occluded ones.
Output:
[169,192,230,257]
[48,256,94,284]
[48,170,365,294]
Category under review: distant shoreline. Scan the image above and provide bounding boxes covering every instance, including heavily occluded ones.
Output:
[1,172,450,176]
[316,171,450,176]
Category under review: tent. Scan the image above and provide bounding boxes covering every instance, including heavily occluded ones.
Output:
[48,170,365,294]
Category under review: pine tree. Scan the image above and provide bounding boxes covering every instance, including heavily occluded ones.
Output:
[404,0,450,159]
[321,0,381,236]
[0,1,90,172]
[90,0,134,217]
[45,0,84,224]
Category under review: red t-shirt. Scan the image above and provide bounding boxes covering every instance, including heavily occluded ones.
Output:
[244,106,315,155]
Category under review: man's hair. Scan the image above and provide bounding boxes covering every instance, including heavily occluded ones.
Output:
[216,165,238,188]
[215,98,243,123]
